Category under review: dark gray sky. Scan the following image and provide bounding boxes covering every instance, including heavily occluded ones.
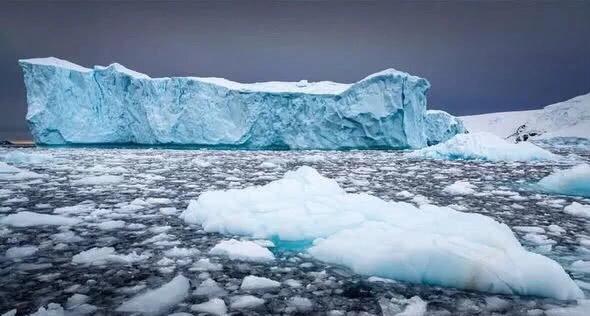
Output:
[1,1,589,140]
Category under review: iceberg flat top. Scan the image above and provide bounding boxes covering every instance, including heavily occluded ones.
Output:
[19,57,419,95]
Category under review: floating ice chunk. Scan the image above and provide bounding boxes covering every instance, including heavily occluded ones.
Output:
[259,161,280,169]
[395,190,414,198]
[523,233,556,245]
[116,274,190,315]
[396,296,427,316]
[84,165,128,174]
[164,247,200,258]
[182,166,582,299]
[195,278,227,298]
[0,162,46,180]
[443,181,476,195]
[546,299,590,316]
[1,211,80,227]
[1,309,16,316]
[548,224,566,234]
[209,239,274,262]
[300,155,325,163]
[191,258,223,272]
[240,275,280,291]
[485,296,509,312]
[564,202,590,217]
[407,132,556,161]
[230,295,265,309]
[29,303,65,316]
[5,245,38,259]
[537,164,590,197]
[160,207,179,215]
[191,298,227,316]
[146,197,172,205]
[96,220,125,230]
[571,260,590,273]
[71,175,123,185]
[0,162,21,173]
[54,201,96,215]
[284,279,303,288]
[1,151,54,165]
[65,294,89,309]
[287,297,313,313]
[513,226,545,234]
[72,247,150,265]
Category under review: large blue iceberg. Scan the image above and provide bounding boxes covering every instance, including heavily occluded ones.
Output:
[19,57,464,149]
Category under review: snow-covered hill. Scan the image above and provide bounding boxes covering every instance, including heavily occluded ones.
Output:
[460,93,590,141]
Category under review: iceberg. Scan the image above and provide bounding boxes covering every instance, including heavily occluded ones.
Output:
[537,164,590,197]
[19,57,463,149]
[407,132,557,161]
[181,166,583,299]
[424,110,466,145]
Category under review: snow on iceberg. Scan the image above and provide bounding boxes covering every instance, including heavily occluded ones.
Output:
[181,166,582,299]
[407,132,557,161]
[19,57,463,149]
[537,164,590,197]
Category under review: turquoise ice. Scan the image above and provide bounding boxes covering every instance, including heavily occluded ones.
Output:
[20,57,464,149]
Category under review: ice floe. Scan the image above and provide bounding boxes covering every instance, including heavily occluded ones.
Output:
[1,211,80,227]
[407,132,557,161]
[182,166,583,299]
[208,239,275,262]
[116,274,190,315]
[240,275,281,291]
[72,247,150,265]
[537,164,590,197]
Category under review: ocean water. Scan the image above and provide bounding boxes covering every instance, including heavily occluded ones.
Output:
[0,144,589,315]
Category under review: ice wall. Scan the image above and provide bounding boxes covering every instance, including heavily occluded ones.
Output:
[20,57,463,149]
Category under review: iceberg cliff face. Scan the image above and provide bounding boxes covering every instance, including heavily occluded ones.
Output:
[20,57,463,149]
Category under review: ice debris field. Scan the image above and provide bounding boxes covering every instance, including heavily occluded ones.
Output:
[1,137,590,315]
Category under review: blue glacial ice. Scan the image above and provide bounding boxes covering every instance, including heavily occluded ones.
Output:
[19,57,464,149]
[407,132,557,161]
[181,166,583,300]
[424,110,466,145]
[537,164,590,197]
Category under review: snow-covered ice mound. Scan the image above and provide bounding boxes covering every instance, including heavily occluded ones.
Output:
[537,164,590,197]
[407,132,557,161]
[182,166,582,299]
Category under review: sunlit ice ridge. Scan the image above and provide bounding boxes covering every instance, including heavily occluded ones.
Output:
[19,57,465,150]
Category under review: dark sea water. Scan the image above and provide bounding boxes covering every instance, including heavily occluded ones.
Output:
[0,144,589,315]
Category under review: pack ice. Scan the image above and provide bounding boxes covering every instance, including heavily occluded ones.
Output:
[181,166,583,300]
[19,57,464,149]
